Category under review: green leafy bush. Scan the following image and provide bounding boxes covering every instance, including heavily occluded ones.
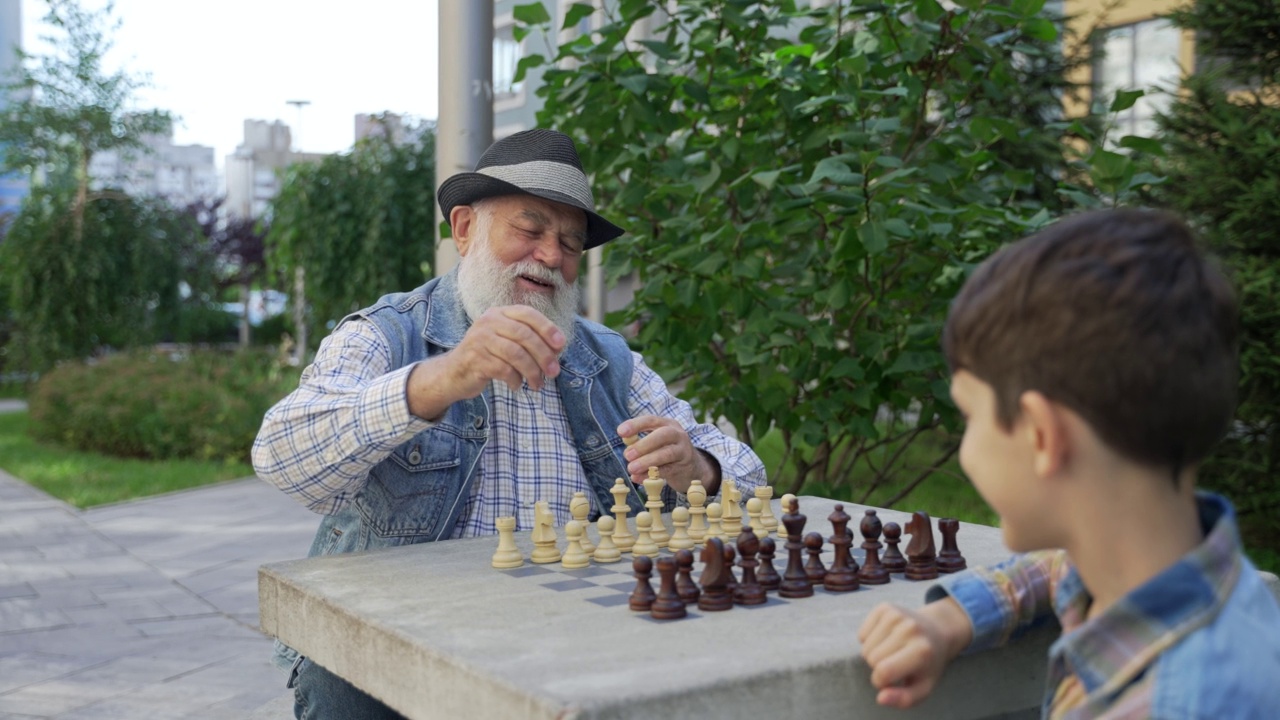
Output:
[27,349,295,462]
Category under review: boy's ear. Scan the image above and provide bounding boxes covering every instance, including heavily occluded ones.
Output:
[1019,390,1069,479]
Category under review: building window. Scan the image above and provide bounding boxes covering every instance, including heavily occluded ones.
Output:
[1094,18,1183,139]
[494,23,523,99]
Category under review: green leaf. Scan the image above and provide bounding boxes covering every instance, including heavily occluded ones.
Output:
[1023,18,1058,42]
[513,2,551,25]
[1109,89,1145,113]
[859,222,887,255]
[809,158,862,186]
[562,2,595,30]
[1117,135,1166,156]
[693,162,722,194]
[752,169,782,190]
[617,73,650,96]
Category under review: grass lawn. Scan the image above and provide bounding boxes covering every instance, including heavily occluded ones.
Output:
[0,411,256,508]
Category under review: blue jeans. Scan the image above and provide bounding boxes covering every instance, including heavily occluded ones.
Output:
[289,657,406,720]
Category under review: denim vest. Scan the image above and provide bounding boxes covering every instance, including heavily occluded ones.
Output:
[302,269,649,561]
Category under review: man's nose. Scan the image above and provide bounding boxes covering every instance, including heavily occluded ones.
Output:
[531,236,563,268]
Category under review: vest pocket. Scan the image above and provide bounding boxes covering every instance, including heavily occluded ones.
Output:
[357,435,465,541]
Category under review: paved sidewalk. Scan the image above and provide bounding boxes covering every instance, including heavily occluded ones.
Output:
[0,470,317,719]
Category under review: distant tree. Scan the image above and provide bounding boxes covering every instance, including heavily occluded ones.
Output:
[1146,0,1280,556]
[0,0,171,239]
[185,197,271,346]
[267,116,436,348]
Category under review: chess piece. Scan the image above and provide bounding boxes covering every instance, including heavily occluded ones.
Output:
[721,478,743,537]
[937,517,967,573]
[881,521,907,573]
[530,501,561,564]
[632,511,660,557]
[609,478,635,552]
[561,520,590,569]
[651,557,687,620]
[777,493,797,538]
[643,467,670,548]
[697,537,734,611]
[706,502,726,542]
[747,497,767,539]
[857,511,889,585]
[592,516,622,563]
[675,548,700,604]
[629,555,656,611]
[904,511,939,580]
[755,486,778,534]
[723,543,739,596]
[687,480,708,543]
[757,536,780,592]
[778,498,813,598]
[803,532,827,585]
[569,491,595,555]
[734,529,766,605]
[823,504,859,592]
[668,507,694,550]
[491,516,523,569]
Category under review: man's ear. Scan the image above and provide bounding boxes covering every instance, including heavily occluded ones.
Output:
[451,205,477,257]
[1019,390,1069,479]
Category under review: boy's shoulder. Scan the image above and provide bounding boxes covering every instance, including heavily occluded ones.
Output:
[1147,559,1280,718]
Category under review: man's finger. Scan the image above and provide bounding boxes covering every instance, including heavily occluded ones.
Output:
[499,305,566,352]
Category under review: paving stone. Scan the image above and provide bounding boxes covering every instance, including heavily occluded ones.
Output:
[0,599,72,634]
[0,583,36,601]
[0,654,106,696]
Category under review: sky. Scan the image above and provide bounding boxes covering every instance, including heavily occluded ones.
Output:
[19,0,442,170]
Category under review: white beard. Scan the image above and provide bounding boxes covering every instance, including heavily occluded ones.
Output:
[457,235,581,345]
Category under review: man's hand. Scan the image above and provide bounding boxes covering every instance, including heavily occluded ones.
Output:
[617,415,720,495]
[406,306,565,421]
[857,598,973,708]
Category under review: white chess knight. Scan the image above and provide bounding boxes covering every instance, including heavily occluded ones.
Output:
[530,500,561,564]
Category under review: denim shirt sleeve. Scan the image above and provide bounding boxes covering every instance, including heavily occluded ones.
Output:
[925,549,1069,654]
[251,318,437,514]
[625,351,768,496]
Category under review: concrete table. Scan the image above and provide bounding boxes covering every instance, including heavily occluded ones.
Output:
[259,497,1055,719]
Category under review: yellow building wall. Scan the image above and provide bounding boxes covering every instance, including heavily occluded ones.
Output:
[1063,0,1197,116]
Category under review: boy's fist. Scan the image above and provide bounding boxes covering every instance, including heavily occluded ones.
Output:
[857,597,974,708]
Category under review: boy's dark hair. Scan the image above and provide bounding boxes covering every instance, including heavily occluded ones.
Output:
[943,208,1239,474]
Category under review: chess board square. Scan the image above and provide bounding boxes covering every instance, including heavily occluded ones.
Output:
[561,566,621,579]
[542,578,598,592]
[502,565,556,578]
[603,581,635,592]
[586,593,632,608]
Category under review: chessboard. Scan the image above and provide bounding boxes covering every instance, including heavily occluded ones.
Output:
[260,495,1050,720]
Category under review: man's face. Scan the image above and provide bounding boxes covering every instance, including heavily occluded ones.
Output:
[455,195,587,340]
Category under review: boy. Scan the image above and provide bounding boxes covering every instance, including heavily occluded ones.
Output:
[857,209,1280,718]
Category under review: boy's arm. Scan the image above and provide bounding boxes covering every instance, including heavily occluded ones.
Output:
[858,597,973,708]
[927,549,1070,653]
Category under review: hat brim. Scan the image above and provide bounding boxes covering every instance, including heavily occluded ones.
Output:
[438,173,625,250]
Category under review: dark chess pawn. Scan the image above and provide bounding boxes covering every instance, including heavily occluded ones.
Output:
[857,510,890,585]
[650,556,687,620]
[937,517,968,573]
[697,537,734,611]
[824,503,860,592]
[779,501,813,599]
[757,536,781,592]
[723,543,739,595]
[629,555,656,611]
[803,532,827,585]
[733,529,766,605]
[881,521,907,573]
[904,511,939,580]
[675,548,701,604]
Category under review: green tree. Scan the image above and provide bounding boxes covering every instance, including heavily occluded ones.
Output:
[266,116,437,348]
[518,0,1148,498]
[1147,0,1280,559]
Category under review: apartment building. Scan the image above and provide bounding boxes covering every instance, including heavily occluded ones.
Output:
[89,128,218,207]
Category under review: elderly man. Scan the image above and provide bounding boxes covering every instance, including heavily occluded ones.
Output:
[253,128,766,718]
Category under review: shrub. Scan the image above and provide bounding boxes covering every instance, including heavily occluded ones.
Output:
[27,348,295,462]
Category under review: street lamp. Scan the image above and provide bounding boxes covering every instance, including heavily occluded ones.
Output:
[285,99,310,365]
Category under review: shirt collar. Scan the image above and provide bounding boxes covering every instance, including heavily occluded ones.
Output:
[1049,492,1243,696]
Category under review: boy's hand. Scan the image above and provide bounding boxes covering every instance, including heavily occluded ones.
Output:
[857,597,974,708]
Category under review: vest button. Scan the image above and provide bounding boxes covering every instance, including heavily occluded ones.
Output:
[587,435,600,447]
[569,378,583,388]
[473,416,484,429]
[408,448,422,464]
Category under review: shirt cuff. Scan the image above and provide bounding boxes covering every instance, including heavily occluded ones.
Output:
[925,570,1011,655]
[354,363,437,444]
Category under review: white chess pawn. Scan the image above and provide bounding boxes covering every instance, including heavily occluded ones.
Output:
[561,520,590,569]
[747,497,767,539]
[778,493,797,539]
[632,511,660,557]
[687,479,708,543]
[592,516,621,563]
[756,486,778,533]
[706,502,725,543]
[643,467,669,548]
[668,506,694,551]
[609,478,635,552]
[569,491,595,555]
[491,516,523,569]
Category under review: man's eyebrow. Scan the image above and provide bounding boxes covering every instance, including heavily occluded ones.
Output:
[517,209,550,225]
